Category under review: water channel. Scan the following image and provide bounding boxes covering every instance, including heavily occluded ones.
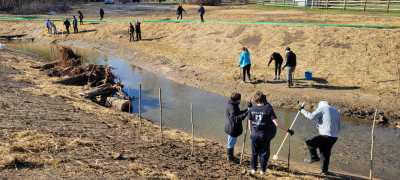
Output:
[2,40,399,179]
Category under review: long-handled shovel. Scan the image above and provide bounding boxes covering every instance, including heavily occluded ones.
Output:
[273,101,305,161]
[240,98,252,164]
[239,67,242,81]
[263,67,266,83]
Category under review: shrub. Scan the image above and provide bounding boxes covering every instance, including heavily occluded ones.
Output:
[186,0,222,6]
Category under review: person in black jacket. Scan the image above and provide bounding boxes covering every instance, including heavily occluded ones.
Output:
[100,7,104,20]
[135,19,143,41]
[63,18,71,34]
[267,52,283,80]
[282,47,296,88]
[225,92,251,163]
[176,4,185,20]
[197,4,205,22]
[78,11,84,25]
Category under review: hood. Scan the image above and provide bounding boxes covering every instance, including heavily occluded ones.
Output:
[318,101,329,108]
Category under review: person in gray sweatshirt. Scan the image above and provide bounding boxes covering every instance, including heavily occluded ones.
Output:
[299,101,341,175]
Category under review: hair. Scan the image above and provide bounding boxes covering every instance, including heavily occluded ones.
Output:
[230,92,241,102]
[253,92,267,104]
[242,47,248,52]
[286,47,291,51]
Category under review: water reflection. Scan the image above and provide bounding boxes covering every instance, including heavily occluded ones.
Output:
[2,40,399,179]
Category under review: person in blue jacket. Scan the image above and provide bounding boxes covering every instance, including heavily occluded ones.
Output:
[224,92,251,163]
[50,22,57,35]
[239,47,251,83]
[72,16,78,33]
[197,4,205,22]
[46,19,51,33]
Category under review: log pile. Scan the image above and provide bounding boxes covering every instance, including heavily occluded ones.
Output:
[34,46,133,112]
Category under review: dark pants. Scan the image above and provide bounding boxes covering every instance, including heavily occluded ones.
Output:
[80,18,83,25]
[243,64,251,82]
[275,61,282,76]
[177,12,182,20]
[136,31,141,40]
[129,33,134,41]
[200,15,204,22]
[47,27,52,33]
[65,26,70,34]
[251,135,271,172]
[306,135,338,171]
[100,14,104,20]
[73,26,78,33]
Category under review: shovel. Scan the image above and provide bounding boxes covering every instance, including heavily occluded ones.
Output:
[273,101,305,161]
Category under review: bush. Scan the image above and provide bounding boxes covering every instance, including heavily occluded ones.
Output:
[0,0,71,14]
[186,0,222,6]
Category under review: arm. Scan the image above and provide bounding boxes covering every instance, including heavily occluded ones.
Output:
[272,119,289,132]
[282,54,288,70]
[267,56,273,66]
[248,119,252,134]
[300,108,323,120]
[229,109,247,124]
[238,53,244,66]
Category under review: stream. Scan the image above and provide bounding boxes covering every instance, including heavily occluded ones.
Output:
[2,40,399,179]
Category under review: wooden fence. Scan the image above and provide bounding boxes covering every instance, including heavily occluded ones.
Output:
[247,0,400,12]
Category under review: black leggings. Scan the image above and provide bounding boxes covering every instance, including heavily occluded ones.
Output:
[79,18,83,25]
[243,64,251,82]
[275,61,282,76]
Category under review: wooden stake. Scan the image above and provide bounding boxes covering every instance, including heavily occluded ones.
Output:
[128,85,130,113]
[363,0,367,11]
[370,109,378,180]
[139,82,142,133]
[343,0,347,10]
[191,103,194,156]
[397,64,399,96]
[326,0,329,9]
[311,0,314,9]
[159,88,163,144]
[387,0,390,13]
[240,120,249,165]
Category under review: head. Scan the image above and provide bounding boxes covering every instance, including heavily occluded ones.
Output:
[47,19,49,21]
[136,20,138,23]
[200,4,202,7]
[271,52,277,59]
[179,4,182,6]
[78,11,81,13]
[101,7,103,9]
[73,15,75,18]
[241,47,248,52]
[65,18,68,21]
[230,92,241,104]
[253,92,267,105]
[285,47,291,52]
[130,22,132,25]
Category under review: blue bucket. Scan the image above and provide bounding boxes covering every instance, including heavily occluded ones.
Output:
[305,71,312,81]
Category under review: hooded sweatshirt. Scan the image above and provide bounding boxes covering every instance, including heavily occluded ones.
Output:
[238,51,251,68]
[225,99,248,137]
[300,101,341,137]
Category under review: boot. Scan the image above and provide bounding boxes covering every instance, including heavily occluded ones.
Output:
[227,148,238,163]
[286,80,291,88]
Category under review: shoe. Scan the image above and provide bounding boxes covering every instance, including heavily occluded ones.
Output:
[240,81,245,83]
[273,76,277,80]
[321,170,328,175]
[260,171,265,176]
[277,76,280,80]
[304,157,320,163]
[250,169,256,174]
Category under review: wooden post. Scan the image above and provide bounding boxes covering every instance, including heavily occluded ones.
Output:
[312,0,314,9]
[387,0,390,12]
[326,0,329,9]
[262,0,265,6]
[273,0,275,6]
[293,0,295,8]
[159,88,163,144]
[284,0,286,6]
[370,109,378,180]
[139,82,142,133]
[190,103,194,156]
[343,0,347,10]
[128,85,130,113]
[240,120,249,164]
[397,64,399,96]
[363,0,367,11]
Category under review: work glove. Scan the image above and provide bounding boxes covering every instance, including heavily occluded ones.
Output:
[299,105,304,111]
[287,129,294,136]
[247,102,253,109]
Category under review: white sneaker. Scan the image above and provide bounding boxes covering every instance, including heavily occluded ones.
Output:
[273,76,277,80]
[260,171,265,176]
[277,76,280,80]
[240,81,245,83]
[251,169,256,174]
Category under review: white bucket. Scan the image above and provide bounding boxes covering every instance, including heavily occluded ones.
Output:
[0,44,4,50]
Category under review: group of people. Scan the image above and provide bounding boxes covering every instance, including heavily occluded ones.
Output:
[128,19,143,42]
[46,11,83,35]
[239,47,297,88]
[225,92,341,176]
[176,4,205,22]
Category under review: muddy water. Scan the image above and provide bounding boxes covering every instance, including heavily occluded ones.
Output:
[2,41,399,179]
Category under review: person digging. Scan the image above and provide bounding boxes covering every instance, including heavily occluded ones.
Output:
[282,47,296,88]
[267,52,283,80]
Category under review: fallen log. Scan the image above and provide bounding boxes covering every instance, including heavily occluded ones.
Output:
[31,61,58,70]
[79,84,118,97]
[53,74,88,85]
[106,97,132,112]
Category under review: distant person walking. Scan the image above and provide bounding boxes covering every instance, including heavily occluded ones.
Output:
[78,11,84,25]
[282,47,296,88]
[176,4,185,20]
[72,16,78,33]
[128,22,135,42]
[267,52,283,80]
[135,19,143,41]
[299,101,341,175]
[100,7,104,20]
[197,4,205,22]
[51,22,57,35]
[63,18,71,34]
[46,19,52,33]
[238,47,251,83]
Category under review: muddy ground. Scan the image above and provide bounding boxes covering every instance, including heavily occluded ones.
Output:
[0,49,372,179]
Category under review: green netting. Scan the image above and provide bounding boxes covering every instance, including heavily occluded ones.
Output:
[1,16,399,28]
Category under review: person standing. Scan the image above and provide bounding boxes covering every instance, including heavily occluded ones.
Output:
[100,7,104,20]
[238,47,251,83]
[63,18,71,34]
[51,22,57,35]
[46,19,52,33]
[135,19,143,41]
[267,52,283,80]
[224,92,250,163]
[299,101,341,175]
[72,16,78,33]
[247,92,294,176]
[197,4,205,22]
[176,4,185,20]
[128,22,135,42]
[282,47,296,88]
[78,11,84,25]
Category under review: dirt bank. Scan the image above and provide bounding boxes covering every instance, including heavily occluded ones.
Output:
[1,2,400,128]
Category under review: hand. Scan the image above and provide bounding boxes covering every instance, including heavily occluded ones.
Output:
[287,129,294,136]
[247,102,253,108]
[299,105,304,111]
[267,64,270,67]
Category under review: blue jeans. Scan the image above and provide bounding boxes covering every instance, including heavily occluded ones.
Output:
[251,135,271,172]
[177,12,182,20]
[227,135,237,148]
